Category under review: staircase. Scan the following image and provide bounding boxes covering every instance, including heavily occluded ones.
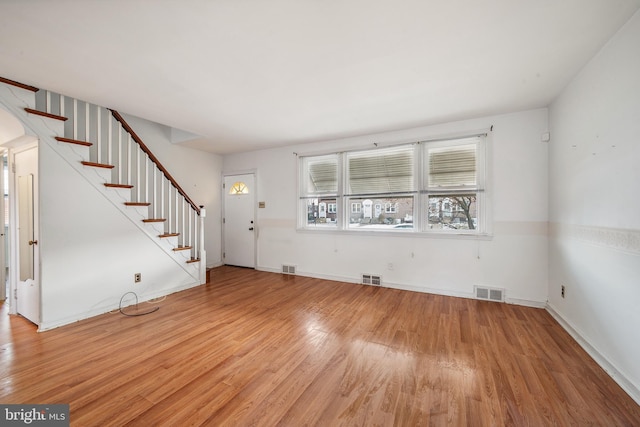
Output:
[0,76,206,284]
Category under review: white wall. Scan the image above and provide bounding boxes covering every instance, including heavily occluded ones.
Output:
[39,141,201,330]
[1,82,223,329]
[224,108,549,305]
[548,11,640,402]
[121,114,223,267]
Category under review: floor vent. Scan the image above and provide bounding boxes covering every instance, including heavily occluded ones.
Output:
[475,286,505,302]
[362,274,382,286]
[282,265,296,275]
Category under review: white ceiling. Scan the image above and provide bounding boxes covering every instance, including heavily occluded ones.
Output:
[1,1,639,154]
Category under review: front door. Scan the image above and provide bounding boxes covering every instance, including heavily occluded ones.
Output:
[223,173,255,268]
[15,146,39,325]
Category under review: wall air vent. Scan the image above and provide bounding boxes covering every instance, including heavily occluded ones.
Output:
[362,274,382,286]
[475,286,505,302]
[282,265,296,275]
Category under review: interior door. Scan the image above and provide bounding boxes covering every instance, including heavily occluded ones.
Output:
[0,153,5,301]
[15,147,39,325]
[223,173,255,268]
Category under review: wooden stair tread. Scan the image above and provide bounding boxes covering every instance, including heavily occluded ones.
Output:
[18,100,206,272]
[55,137,92,147]
[104,183,134,189]
[0,77,39,92]
[81,161,114,169]
[24,107,68,121]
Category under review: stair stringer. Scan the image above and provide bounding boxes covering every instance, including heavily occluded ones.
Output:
[38,140,203,330]
[0,83,200,281]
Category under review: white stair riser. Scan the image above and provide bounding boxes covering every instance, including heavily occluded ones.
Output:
[1,82,203,281]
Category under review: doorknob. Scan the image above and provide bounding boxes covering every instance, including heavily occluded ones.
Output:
[29,240,38,245]
[249,227,254,231]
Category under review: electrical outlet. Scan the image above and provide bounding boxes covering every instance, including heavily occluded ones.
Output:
[561,285,565,298]
[134,273,141,283]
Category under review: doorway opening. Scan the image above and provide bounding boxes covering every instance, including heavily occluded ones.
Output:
[0,106,40,326]
[2,154,8,301]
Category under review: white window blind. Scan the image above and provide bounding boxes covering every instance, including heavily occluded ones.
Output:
[303,154,338,195]
[427,138,478,189]
[346,146,415,196]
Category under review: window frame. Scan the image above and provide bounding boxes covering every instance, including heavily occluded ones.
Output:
[298,133,488,236]
[422,136,486,233]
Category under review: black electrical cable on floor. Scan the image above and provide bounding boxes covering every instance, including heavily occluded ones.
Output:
[119,292,159,317]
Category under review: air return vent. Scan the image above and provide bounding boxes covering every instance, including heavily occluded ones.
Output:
[282,265,296,275]
[362,274,382,286]
[475,286,505,302]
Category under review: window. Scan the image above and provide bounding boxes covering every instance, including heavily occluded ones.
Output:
[229,181,249,195]
[345,145,415,229]
[299,134,485,234]
[424,137,483,231]
[300,154,338,227]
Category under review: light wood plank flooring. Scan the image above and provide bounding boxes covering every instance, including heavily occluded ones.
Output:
[1,266,639,426]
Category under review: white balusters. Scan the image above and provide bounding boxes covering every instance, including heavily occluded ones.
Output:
[46,90,52,114]
[152,167,157,215]
[135,143,141,202]
[188,205,193,248]
[40,90,203,265]
[73,99,78,140]
[199,207,206,280]
[96,106,102,164]
[160,173,165,220]
[126,134,132,186]
[84,102,89,142]
[107,113,113,165]
[117,126,122,183]
[167,185,173,234]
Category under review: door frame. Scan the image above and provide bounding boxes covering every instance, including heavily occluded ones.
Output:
[0,152,6,301]
[8,140,39,321]
[222,170,257,268]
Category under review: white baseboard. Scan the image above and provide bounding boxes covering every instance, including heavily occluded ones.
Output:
[38,280,203,332]
[546,303,640,406]
[207,260,224,269]
[257,266,546,308]
[505,297,547,308]
[384,280,475,300]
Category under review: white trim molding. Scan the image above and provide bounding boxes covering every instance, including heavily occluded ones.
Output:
[546,303,640,406]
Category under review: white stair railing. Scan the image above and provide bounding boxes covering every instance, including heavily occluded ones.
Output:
[35,90,205,277]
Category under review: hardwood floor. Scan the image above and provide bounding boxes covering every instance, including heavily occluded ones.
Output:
[1,266,639,426]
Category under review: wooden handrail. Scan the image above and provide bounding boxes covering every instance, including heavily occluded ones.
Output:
[110,110,201,215]
[1,76,201,215]
[0,76,39,92]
